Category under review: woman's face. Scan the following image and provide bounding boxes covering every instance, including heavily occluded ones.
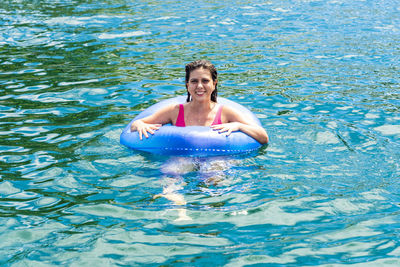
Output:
[186,68,217,101]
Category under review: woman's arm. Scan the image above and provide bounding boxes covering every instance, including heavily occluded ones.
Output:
[130,104,177,140]
[211,106,269,144]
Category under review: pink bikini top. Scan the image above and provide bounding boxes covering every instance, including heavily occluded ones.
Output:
[175,104,223,127]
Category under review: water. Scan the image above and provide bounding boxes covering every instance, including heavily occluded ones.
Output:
[1,0,399,266]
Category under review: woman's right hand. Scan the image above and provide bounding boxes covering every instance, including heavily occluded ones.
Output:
[130,120,162,140]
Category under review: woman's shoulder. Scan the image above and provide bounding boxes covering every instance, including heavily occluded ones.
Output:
[158,103,180,112]
[220,103,255,123]
[170,103,181,115]
[220,103,236,115]
[151,103,180,119]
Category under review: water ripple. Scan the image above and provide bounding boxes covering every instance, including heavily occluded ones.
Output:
[1,0,399,266]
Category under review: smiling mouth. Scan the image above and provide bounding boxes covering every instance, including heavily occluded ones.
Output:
[195,91,206,95]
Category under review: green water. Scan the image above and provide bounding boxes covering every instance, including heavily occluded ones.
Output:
[1,0,400,266]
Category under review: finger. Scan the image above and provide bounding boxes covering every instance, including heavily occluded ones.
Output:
[218,127,228,133]
[139,131,143,140]
[143,130,149,138]
[226,128,233,136]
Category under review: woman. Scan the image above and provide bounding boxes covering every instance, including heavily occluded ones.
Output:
[131,60,269,144]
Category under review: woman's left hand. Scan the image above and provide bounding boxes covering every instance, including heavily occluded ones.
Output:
[211,122,241,136]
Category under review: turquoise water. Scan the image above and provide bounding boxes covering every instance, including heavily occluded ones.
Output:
[1,0,400,266]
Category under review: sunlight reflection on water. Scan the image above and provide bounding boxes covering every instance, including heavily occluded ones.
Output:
[0,0,400,266]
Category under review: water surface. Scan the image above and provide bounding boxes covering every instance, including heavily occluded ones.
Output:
[1,0,400,266]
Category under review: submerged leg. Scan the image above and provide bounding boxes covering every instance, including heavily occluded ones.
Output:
[155,157,197,221]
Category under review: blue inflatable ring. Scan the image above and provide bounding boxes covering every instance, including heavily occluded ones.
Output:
[120,96,262,156]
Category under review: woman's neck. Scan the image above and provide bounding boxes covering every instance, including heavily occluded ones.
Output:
[185,99,218,126]
[188,99,216,112]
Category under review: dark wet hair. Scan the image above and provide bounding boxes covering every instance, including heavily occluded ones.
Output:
[185,59,218,102]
